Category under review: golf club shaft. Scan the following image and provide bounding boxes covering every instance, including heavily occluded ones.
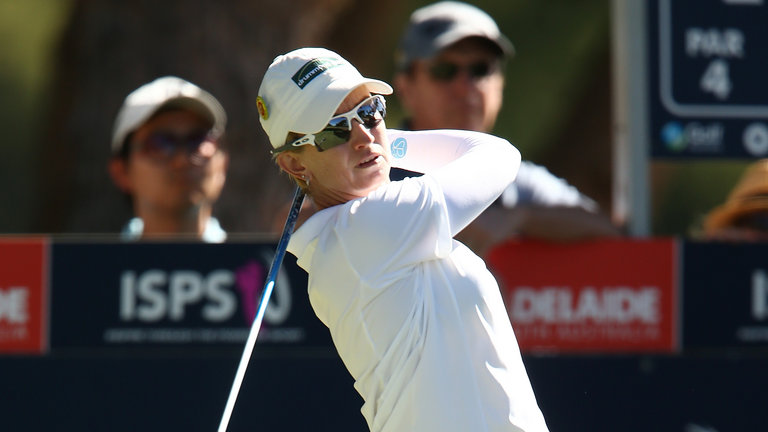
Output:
[218,187,306,432]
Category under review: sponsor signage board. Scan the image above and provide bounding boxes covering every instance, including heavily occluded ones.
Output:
[49,242,331,350]
[649,0,768,158]
[0,238,47,354]
[487,239,678,353]
[682,241,768,349]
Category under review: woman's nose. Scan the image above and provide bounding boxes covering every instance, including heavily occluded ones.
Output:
[349,121,376,148]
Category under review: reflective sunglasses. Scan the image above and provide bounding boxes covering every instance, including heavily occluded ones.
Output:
[135,129,220,164]
[428,60,498,82]
[273,95,386,154]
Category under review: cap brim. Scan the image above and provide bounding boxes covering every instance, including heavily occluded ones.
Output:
[162,96,227,135]
[435,31,515,59]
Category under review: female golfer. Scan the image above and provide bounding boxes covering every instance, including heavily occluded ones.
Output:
[256,47,549,432]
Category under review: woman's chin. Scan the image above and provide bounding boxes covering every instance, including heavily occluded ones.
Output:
[352,174,389,197]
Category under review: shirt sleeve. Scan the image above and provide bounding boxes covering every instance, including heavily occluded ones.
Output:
[387,129,521,234]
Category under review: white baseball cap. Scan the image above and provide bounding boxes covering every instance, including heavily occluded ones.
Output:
[256,47,393,151]
[396,1,514,70]
[111,76,227,154]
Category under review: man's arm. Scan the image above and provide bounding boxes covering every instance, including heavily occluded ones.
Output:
[456,204,623,257]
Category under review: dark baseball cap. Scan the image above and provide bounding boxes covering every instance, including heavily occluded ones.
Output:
[395,1,515,70]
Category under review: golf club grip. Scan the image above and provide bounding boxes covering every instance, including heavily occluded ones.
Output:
[218,187,306,432]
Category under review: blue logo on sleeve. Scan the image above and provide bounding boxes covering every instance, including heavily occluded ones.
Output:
[391,137,407,159]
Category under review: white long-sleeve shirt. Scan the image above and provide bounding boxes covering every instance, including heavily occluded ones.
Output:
[287,129,549,432]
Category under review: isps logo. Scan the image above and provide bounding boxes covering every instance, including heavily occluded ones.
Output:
[118,259,292,325]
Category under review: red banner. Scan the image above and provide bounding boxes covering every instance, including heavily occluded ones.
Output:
[486,238,678,354]
[0,238,48,354]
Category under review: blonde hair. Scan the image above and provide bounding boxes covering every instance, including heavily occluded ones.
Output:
[274,132,310,193]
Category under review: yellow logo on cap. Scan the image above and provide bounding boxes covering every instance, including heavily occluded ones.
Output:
[256,96,269,120]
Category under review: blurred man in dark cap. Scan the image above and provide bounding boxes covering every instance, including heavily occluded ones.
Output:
[393,1,621,255]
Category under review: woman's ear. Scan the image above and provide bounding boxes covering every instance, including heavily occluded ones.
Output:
[108,158,133,193]
[275,152,308,182]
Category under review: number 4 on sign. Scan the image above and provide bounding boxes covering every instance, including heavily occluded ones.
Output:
[700,59,732,100]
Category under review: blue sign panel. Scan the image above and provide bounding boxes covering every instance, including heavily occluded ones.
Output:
[49,242,332,350]
[682,241,768,349]
[649,0,768,158]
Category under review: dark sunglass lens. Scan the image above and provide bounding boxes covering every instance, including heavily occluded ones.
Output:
[375,98,386,118]
[429,62,458,81]
[358,104,377,126]
[328,116,350,130]
[314,128,350,151]
[140,130,217,161]
[185,131,210,149]
[359,98,386,128]
[469,62,492,78]
[143,134,177,158]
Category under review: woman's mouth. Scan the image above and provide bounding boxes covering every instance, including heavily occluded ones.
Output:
[357,154,381,168]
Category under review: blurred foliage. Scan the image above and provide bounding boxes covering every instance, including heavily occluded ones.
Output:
[0,0,70,94]
[0,0,72,231]
[486,0,610,161]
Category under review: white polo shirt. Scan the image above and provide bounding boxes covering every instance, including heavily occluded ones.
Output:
[287,130,549,432]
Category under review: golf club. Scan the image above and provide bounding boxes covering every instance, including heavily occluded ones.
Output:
[218,186,306,432]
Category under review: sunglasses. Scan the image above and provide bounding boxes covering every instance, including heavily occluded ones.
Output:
[428,60,498,82]
[273,95,386,154]
[135,129,220,164]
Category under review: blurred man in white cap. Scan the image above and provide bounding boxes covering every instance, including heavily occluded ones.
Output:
[393,1,621,255]
[108,76,228,242]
